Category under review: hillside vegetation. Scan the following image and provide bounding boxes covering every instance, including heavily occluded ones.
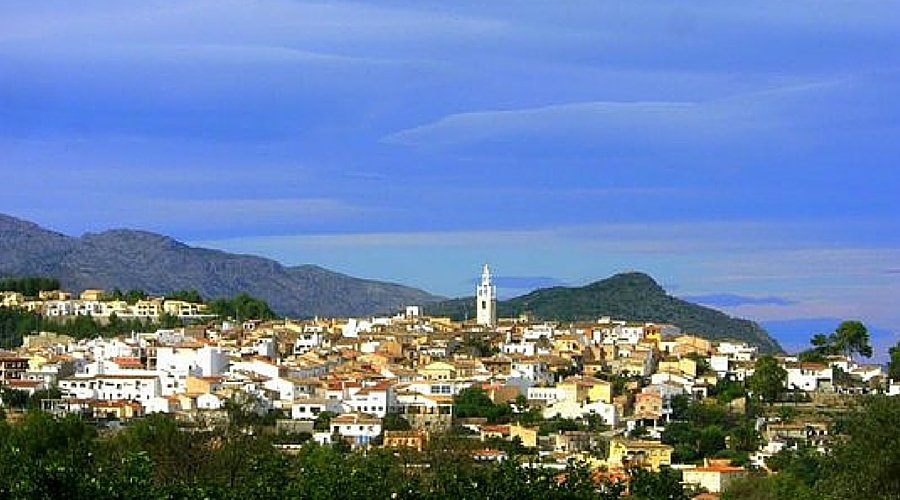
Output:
[426,272,781,352]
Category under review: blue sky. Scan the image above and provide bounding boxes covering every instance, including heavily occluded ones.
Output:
[2,1,899,357]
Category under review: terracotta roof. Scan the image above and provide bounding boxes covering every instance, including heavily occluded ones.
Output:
[7,379,40,388]
[689,465,746,473]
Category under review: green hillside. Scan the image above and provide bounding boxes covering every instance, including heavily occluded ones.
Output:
[425,272,782,352]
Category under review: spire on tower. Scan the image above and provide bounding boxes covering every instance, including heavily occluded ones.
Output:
[481,264,492,285]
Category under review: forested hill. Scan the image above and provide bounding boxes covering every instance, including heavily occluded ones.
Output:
[0,214,442,318]
[425,272,782,353]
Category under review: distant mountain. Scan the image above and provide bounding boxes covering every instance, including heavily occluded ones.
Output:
[0,214,443,318]
[426,272,782,352]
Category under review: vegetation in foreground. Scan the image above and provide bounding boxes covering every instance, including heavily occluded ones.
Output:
[0,395,897,499]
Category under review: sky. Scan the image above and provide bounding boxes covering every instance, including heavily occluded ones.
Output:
[2,1,899,357]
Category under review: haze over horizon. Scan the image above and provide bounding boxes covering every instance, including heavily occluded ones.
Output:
[2,1,898,357]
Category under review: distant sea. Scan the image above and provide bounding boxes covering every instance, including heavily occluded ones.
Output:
[763,318,897,363]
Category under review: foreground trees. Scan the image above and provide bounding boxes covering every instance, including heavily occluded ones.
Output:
[0,410,640,500]
[722,395,900,500]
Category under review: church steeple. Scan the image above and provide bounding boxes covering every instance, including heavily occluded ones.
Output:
[476,264,497,327]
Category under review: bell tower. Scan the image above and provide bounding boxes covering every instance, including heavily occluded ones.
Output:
[476,264,497,327]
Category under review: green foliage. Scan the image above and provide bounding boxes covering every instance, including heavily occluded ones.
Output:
[748,355,787,403]
[832,320,872,359]
[313,411,336,431]
[539,416,580,436]
[722,396,900,500]
[727,421,762,455]
[0,276,60,296]
[777,406,798,423]
[713,378,747,404]
[165,289,203,303]
[889,340,900,381]
[0,307,158,346]
[797,349,827,363]
[801,321,873,361]
[0,307,41,348]
[765,447,825,488]
[662,397,755,464]
[1,388,29,409]
[669,394,691,421]
[628,467,688,500]
[158,312,181,329]
[816,396,900,499]
[23,409,900,500]
[514,407,543,426]
[722,471,817,500]
[209,293,278,321]
[453,387,512,423]
[381,412,411,432]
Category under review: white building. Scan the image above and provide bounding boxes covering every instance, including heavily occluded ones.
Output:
[342,382,395,418]
[330,412,382,448]
[294,326,325,354]
[502,341,536,356]
[522,324,555,342]
[59,374,161,406]
[476,264,497,328]
[527,386,566,405]
[291,398,343,420]
[786,363,833,392]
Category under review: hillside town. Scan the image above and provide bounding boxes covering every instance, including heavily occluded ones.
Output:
[0,267,895,498]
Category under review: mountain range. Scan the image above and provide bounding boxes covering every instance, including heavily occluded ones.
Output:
[0,214,443,317]
[0,214,781,351]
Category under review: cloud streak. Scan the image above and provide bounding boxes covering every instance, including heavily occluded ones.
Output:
[683,293,795,307]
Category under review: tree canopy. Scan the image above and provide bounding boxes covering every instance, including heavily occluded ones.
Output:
[889,340,900,381]
[453,387,512,423]
[208,293,278,321]
[748,355,787,404]
[799,320,872,361]
[0,276,60,296]
[0,410,654,500]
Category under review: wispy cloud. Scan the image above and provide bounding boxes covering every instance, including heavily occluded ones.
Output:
[683,293,795,307]
[382,100,708,148]
[380,77,880,156]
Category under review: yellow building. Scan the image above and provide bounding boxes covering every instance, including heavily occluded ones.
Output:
[163,300,204,317]
[384,430,429,452]
[418,361,457,381]
[658,357,698,378]
[557,375,614,404]
[79,289,105,301]
[674,335,712,356]
[607,438,673,471]
[133,299,163,317]
[1,292,24,307]
[509,423,538,448]
[584,377,613,404]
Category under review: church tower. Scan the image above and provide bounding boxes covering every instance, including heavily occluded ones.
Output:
[476,264,497,327]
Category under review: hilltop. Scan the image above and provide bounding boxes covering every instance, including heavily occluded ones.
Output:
[425,272,782,352]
